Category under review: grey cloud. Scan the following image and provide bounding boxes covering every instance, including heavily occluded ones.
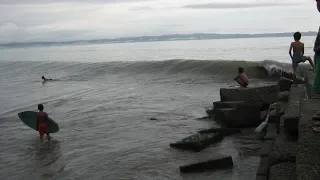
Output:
[183,3,300,9]
[0,0,150,4]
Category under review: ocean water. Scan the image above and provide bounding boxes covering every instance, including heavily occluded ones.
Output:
[0,36,315,180]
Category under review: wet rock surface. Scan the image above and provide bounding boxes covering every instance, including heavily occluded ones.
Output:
[170,133,223,152]
[179,156,233,173]
[198,127,241,136]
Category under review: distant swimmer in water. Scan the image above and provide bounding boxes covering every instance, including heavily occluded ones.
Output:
[234,67,249,88]
[42,76,53,82]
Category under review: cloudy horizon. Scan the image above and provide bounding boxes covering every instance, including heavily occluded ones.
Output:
[0,0,318,43]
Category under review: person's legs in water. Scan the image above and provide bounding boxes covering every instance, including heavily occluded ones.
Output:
[39,123,50,139]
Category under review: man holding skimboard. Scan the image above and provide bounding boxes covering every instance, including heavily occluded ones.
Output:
[36,104,57,139]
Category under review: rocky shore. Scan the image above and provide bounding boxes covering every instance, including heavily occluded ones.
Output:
[256,70,320,180]
[169,68,320,178]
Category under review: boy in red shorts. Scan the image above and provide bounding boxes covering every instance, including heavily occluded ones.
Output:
[36,104,55,139]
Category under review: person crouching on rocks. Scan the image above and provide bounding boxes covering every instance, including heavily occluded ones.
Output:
[234,67,249,88]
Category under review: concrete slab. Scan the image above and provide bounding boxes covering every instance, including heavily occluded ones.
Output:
[260,140,274,157]
[269,162,296,180]
[256,157,269,176]
[256,176,268,180]
[297,99,320,180]
[283,85,305,136]
[220,84,279,104]
[268,131,296,167]
[179,156,233,173]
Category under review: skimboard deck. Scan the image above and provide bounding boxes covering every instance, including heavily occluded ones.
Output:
[18,111,59,133]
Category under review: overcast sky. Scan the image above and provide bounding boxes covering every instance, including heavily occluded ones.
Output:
[0,0,318,43]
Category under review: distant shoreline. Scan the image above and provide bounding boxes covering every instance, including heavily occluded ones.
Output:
[0,31,317,48]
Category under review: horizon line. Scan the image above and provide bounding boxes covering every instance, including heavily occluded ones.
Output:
[0,31,317,47]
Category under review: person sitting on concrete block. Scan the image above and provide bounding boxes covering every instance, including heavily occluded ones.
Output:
[234,67,249,88]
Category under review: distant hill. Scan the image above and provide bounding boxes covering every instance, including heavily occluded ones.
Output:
[0,31,317,48]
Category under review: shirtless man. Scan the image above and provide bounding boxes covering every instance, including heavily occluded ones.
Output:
[234,67,249,88]
[289,32,315,85]
[36,104,56,139]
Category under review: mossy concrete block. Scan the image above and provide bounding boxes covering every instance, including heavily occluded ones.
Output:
[179,156,233,173]
[170,133,223,152]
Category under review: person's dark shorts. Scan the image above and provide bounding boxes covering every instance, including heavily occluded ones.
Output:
[292,55,307,68]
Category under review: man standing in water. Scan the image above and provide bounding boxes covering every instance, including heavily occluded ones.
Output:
[313,0,320,94]
[36,104,55,139]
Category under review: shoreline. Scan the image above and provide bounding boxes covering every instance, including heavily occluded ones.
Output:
[256,69,320,180]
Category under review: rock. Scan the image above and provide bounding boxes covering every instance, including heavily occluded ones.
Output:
[149,117,158,120]
[278,91,290,101]
[268,162,296,180]
[179,156,233,173]
[280,71,304,84]
[196,116,210,120]
[220,84,279,104]
[198,127,241,136]
[214,106,262,128]
[278,77,292,92]
[170,133,223,152]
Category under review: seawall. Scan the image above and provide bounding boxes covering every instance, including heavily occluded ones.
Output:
[256,70,320,180]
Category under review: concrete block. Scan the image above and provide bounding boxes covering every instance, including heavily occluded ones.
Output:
[179,156,233,173]
[256,157,269,176]
[214,107,261,128]
[220,84,279,104]
[260,140,274,157]
[278,77,292,92]
[256,176,268,180]
[170,133,223,152]
[283,85,305,136]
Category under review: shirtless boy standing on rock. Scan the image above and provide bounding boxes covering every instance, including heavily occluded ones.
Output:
[289,32,315,85]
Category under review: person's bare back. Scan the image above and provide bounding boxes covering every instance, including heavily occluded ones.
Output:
[291,41,304,55]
